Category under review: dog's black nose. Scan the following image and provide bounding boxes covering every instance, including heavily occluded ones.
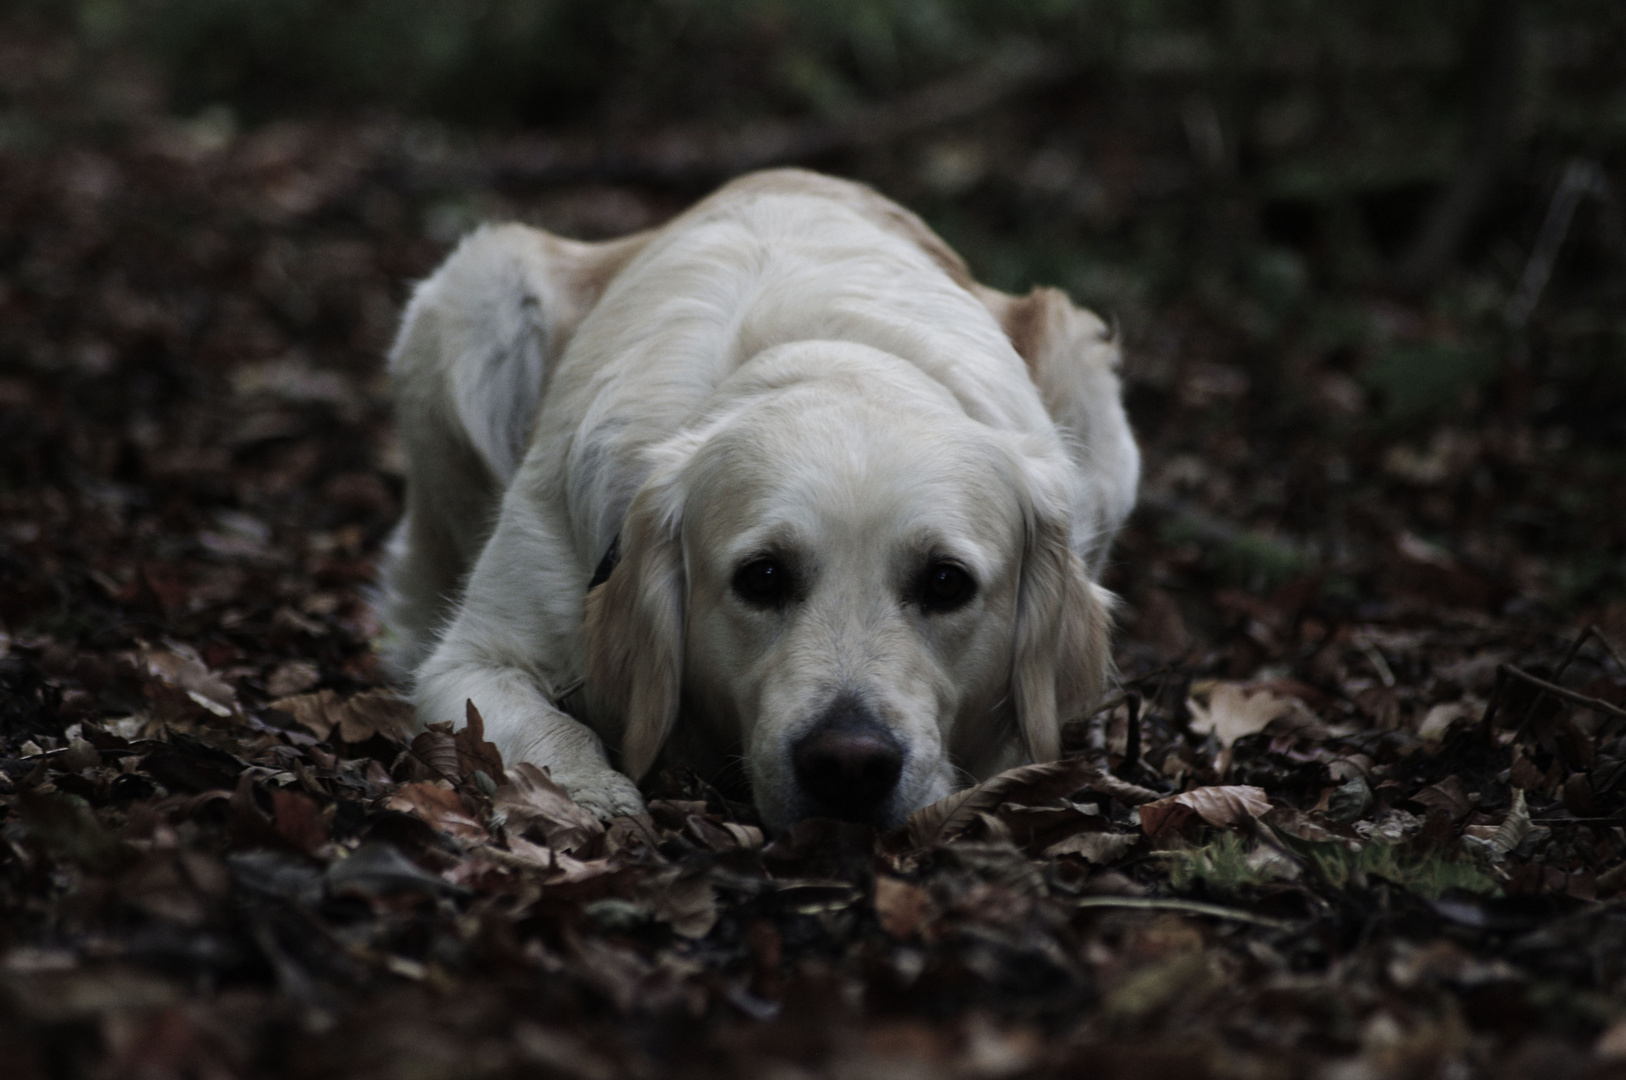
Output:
[792,702,903,820]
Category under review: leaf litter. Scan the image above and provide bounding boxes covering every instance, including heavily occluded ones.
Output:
[3,30,1626,1080]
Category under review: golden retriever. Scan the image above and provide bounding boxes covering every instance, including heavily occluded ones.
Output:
[377,169,1138,831]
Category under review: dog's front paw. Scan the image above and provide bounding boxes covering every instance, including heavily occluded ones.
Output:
[555,767,647,821]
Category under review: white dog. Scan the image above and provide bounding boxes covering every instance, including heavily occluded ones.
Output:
[377,169,1138,831]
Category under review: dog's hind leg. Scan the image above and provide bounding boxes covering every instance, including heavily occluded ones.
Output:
[377,224,652,682]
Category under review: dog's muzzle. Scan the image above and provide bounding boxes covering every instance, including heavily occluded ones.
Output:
[791,697,903,822]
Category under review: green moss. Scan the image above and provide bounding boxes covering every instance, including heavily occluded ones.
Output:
[1167,832,1501,901]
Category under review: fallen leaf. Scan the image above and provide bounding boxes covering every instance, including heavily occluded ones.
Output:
[407,725,461,783]
[874,876,936,938]
[144,646,238,718]
[385,781,489,842]
[1410,776,1473,821]
[1137,785,1271,839]
[1262,805,1350,847]
[1187,683,1300,749]
[455,699,505,788]
[265,659,320,698]
[270,688,415,744]
[905,757,1099,848]
[270,788,328,853]
[1416,702,1474,741]
[1461,789,1530,861]
[1042,831,1139,863]
[492,762,604,854]
[641,866,717,938]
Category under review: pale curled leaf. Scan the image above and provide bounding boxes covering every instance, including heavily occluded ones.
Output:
[145,646,238,715]
[1137,785,1271,839]
[1042,831,1140,864]
[491,836,617,884]
[493,763,604,854]
[641,867,717,938]
[1186,683,1300,750]
[1461,788,1530,862]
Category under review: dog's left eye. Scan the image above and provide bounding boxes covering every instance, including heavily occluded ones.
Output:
[733,557,791,608]
[920,561,975,612]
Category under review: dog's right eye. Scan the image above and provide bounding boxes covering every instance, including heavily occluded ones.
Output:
[732,557,790,608]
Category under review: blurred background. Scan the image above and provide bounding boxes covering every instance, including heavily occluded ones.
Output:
[1,0,1624,679]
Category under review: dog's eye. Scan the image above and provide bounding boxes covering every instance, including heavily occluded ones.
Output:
[733,557,790,608]
[920,561,974,612]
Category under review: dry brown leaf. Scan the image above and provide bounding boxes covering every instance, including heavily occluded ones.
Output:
[1138,785,1271,839]
[336,690,417,744]
[905,757,1099,849]
[497,837,618,884]
[493,762,604,854]
[874,876,936,938]
[1262,804,1349,847]
[264,659,320,698]
[456,699,505,786]
[642,867,717,938]
[1410,776,1473,821]
[408,725,461,783]
[993,800,1106,855]
[269,688,343,740]
[1042,831,1140,863]
[270,788,328,854]
[270,688,415,744]
[144,646,238,718]
[1081,770,1163,807]
[385,781,489,842]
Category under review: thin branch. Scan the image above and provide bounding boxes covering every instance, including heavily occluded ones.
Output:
[1505,160,1610,328]
[1499,664,1626,722]
[1589,624,1626,674]
[1074,895,1299,930]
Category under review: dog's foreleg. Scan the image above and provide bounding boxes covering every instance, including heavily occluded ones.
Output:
[414,652,645,819]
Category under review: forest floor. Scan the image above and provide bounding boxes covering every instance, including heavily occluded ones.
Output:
[4,32,1626,1080]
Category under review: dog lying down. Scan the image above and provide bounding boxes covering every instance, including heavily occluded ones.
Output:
[377,169,1138,832]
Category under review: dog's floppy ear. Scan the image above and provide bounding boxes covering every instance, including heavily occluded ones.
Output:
[582,480,686,783]
[1009,456,1115,764]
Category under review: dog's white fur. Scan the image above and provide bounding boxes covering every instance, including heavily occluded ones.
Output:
[378,169,1138,829]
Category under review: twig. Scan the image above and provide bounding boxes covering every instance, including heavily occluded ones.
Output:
[1519,624,1600,731]
[1505,159,1610,328]
[1589,624,1626,674]
[1358,641,1396,689]
[1117,693,1143,779]
[1074,895,1299,930]
[1499,664,1626,722]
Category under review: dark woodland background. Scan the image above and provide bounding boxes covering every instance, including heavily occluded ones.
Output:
[2,2,1626,1078]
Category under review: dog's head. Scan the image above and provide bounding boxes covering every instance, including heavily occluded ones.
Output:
[583,344,1112,832]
